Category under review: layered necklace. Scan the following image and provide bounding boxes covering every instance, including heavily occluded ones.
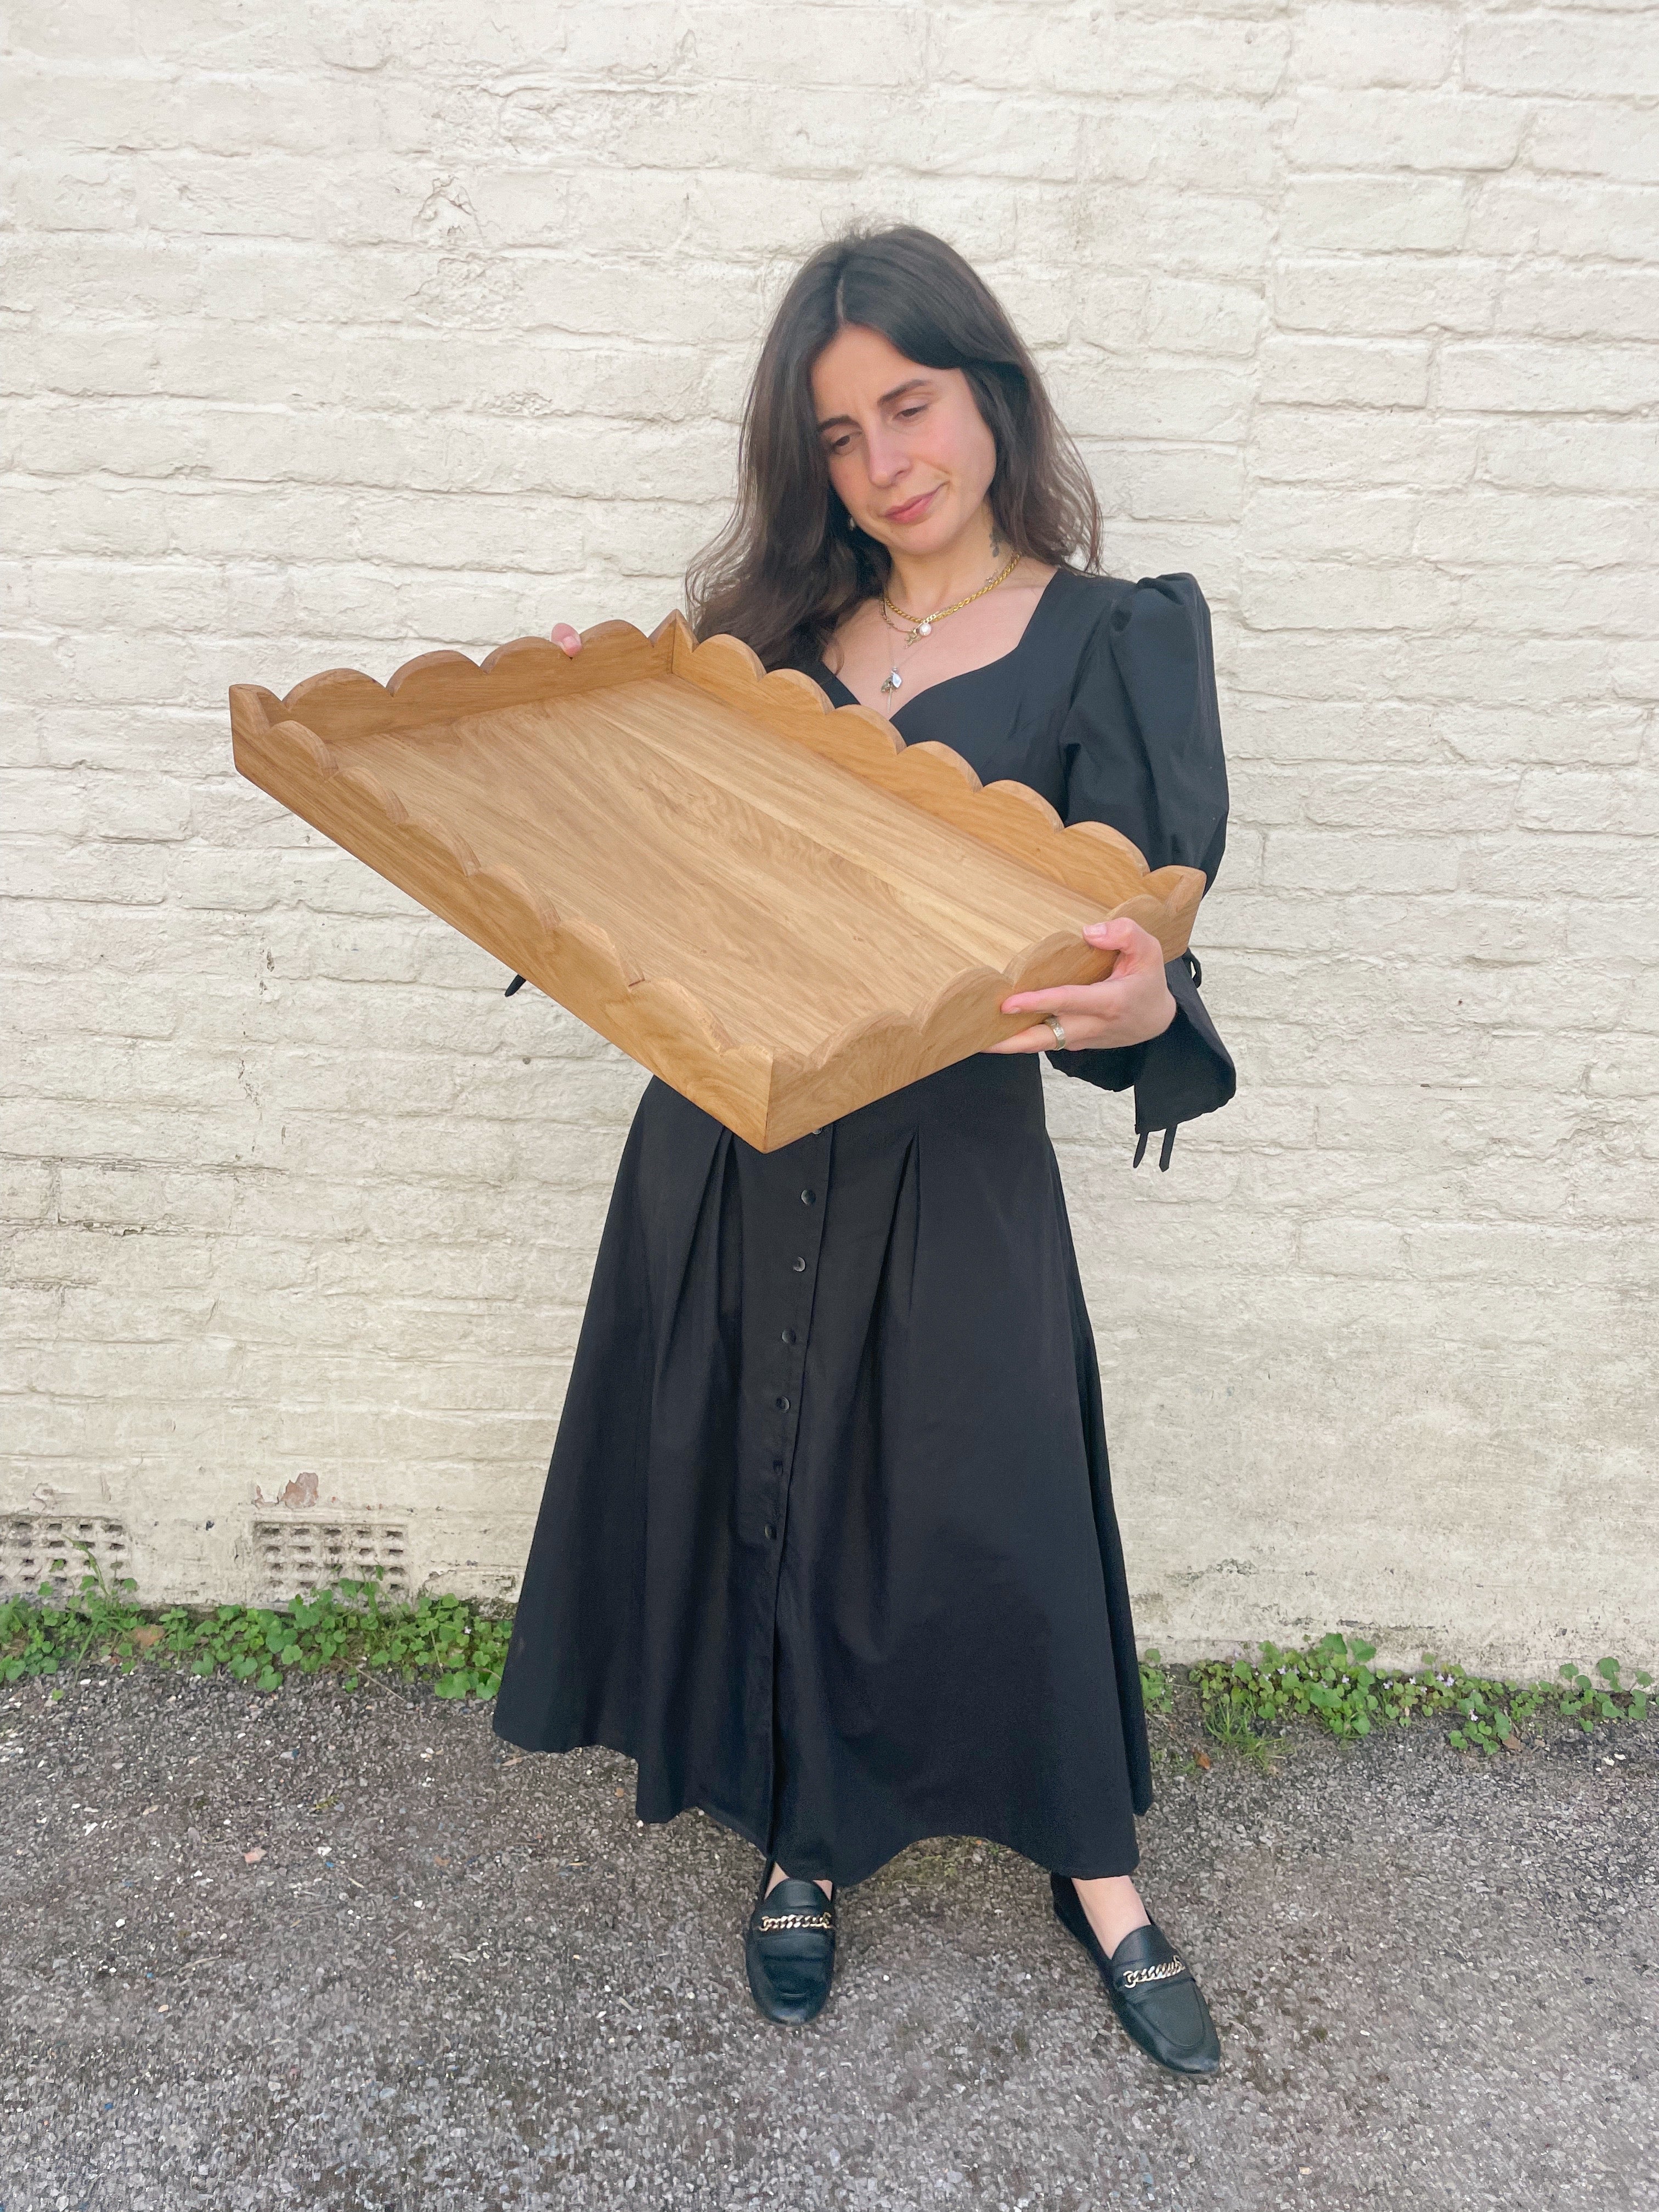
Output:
[878,544,1022,698]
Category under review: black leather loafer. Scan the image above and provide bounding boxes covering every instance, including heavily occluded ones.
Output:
[1051,1873,1221,2075]
[745,1866,836,2024]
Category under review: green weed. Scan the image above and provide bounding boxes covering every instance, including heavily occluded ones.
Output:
[1138,1646,1172,1714]
[6,1553,1649,1762]
[0,1545,509,1701]
[1181,1632,1651,1757]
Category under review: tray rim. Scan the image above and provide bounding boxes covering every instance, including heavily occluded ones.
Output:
[233,611,1201,928]
[229,613,1205,1149]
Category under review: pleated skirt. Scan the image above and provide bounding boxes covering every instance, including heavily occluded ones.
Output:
[493,1048,1151,1887]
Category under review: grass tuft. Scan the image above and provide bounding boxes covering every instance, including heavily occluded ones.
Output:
[1,1545,508,1701]
[1161,1632,1650,1756]
[7,1554,1650,1762]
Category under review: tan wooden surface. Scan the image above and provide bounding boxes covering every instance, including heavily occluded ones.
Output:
[231,614,1204,1151]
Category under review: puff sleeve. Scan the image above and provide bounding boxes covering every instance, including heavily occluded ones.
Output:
[1045,572,1236,1166]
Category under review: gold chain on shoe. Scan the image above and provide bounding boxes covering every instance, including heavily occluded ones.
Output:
[1119,1956,1187,1989]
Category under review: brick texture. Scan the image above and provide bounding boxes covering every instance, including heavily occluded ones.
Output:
[2,1,1655,1671]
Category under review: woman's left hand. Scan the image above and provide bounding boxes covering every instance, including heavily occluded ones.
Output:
[986,917,1177,1055]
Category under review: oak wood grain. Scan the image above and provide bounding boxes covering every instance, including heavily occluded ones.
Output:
[231,614,1204,1150]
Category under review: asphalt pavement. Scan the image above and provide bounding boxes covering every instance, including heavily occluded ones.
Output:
[1,1667,1654,2210]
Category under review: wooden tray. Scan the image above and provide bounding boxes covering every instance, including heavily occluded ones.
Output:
[230,614,1204,1152]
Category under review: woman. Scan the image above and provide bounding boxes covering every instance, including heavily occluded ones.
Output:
[494,226,1235,2074]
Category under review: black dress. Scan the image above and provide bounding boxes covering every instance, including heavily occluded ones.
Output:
[493,567,1235,1888]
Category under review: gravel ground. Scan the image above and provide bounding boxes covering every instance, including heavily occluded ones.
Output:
[1,1667,1654,2211]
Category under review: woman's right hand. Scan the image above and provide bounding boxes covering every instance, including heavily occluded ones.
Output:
[550,623,583,657]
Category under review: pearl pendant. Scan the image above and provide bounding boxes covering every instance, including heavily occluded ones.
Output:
[917,620,932,636]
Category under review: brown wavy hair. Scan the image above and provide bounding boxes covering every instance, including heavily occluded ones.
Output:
[685,224,1103,671]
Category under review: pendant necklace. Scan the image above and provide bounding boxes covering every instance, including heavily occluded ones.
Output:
[878,545,1022,698]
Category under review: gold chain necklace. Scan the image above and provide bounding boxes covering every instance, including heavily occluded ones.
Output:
[878,548,1022,697]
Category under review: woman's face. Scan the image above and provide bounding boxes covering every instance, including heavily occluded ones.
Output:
[810,323,997,561]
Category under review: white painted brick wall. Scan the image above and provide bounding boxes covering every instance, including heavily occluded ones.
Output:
[3,1,1655,1672]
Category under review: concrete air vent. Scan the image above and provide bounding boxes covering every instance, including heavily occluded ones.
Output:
[0,1514,132,1597]
[251,1517,411,1601]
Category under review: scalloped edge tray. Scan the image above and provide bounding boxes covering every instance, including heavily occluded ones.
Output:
[229,612,1204,1152]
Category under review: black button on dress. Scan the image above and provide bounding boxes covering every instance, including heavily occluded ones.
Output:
[493,568,1237,1888]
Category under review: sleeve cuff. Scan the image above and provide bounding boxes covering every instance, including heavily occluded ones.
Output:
[1045,955,1236,1162]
